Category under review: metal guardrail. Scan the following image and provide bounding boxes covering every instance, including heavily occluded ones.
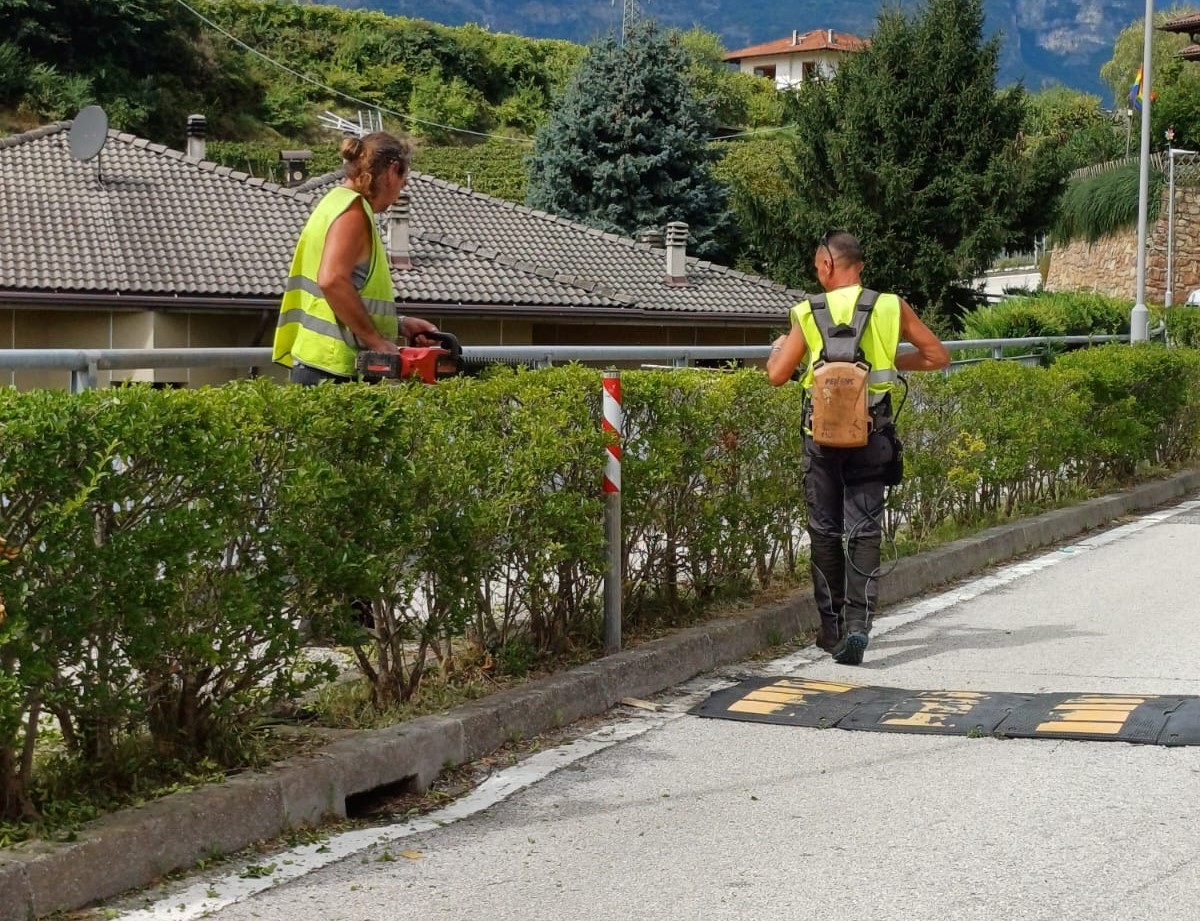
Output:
[0,335,1135,392]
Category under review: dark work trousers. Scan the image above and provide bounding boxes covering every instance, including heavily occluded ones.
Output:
[803,429,889,642]
[290,360,379,386]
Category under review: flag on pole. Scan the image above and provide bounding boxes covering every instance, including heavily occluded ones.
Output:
[1129,66,1155,112]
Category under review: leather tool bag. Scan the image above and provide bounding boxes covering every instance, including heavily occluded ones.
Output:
[808,288,880,449]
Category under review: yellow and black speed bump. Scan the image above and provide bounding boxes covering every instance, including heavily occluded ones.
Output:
[691,678,1200,745]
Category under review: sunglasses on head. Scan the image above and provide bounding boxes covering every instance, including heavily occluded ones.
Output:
[820,229,847,263]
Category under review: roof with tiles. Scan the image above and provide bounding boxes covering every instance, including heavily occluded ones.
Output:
[2,120,803,318]
[723,30,867,62]
[306,169,802,317]
[1,122,309,298]
[1160,11,1200,58]
[1160,12,1200,33]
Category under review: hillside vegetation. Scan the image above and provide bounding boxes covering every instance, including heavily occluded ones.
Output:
[0,1,780,150]
[1,1,785,200]
[0,0,584,143]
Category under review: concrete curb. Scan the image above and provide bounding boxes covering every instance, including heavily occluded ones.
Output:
[3,469,1198,921]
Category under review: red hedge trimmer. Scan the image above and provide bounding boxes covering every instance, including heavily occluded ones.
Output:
[354,331,464,383]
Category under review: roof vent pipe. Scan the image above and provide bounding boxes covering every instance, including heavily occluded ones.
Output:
[665,221,689,286]
[828,28,834,44]
[792,29,799,45]
[279,149,312,187]
[388,191,413,270]
[186,114,206,160]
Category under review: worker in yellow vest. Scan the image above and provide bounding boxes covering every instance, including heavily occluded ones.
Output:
[766,231,949,665]
[274,131,436,384]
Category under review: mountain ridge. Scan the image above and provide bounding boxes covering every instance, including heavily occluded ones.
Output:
[329,0,1142,102]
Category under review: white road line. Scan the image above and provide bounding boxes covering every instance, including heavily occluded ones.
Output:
[113,496,1198,918]
[113,718,668,920]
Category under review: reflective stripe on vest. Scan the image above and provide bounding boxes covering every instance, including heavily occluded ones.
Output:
[272,187,398,376]
[790,285,901,402]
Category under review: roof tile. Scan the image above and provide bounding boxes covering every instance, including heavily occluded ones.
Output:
[2,120,805,318]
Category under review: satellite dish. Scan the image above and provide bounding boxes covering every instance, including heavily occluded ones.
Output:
[69,105,108,162]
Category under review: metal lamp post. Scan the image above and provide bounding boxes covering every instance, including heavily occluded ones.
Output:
[1166,139,1196,307]
[1132,0,1155,342]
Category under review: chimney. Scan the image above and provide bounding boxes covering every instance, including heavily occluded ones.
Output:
[665,221,689,286]
[185,114,206,160]
[279,149,312,187]
[792,29,798,45]
[828,28,834,44]
[637,228,665,248]
[388,191,413,269]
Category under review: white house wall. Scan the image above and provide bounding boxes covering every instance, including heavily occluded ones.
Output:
[0,304,279,390]
[734,52,842,90]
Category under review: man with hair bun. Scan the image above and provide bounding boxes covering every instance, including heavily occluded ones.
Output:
[274,131,437,384]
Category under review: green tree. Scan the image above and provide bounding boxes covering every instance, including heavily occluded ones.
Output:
[408,67,485,144]
[1100,7,1197,151]
[0,0,251,137]
[525,20,732,258]
[1023,86,1123,171]
[711,134,796,272]
[741,0,1065,327]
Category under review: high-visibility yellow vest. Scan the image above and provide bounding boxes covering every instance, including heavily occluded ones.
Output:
[790,284,901,402]
[273,187,398,377]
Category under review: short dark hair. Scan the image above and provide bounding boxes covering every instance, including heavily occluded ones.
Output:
[819,230,863,267]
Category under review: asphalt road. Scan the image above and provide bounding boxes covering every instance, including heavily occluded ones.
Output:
[110,496,1200,921]
[977,268,1042,297]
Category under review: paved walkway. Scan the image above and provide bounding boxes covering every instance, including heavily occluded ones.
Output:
[106,494,1200,921]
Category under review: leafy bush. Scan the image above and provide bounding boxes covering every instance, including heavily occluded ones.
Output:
[412,143,529,201]
[0,386,328,820]
[3,347,1200,822]
[897,361,1091,535]
[1055,163,1163,245]
[621,371,806,622]
[407,69,485,144]
[1166,305,1200,348]
[1053,343,1200,476]
[20,63,93,122]
[0,42,25,99]
[961,299,1067,340]
[961,291,1130,339]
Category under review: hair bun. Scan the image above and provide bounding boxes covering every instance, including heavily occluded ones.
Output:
[340,136,364,162]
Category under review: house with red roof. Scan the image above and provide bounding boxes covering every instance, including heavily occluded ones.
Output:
[723,28,867,90]
[1159,10,1200,61]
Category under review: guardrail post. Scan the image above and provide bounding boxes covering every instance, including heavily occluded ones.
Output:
[602,370,623,655]
[70,357,98,393]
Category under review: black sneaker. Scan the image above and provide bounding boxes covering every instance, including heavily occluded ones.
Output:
[832,631,868,665]
[815,622,839,652]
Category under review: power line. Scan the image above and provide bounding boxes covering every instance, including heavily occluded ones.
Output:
[171,0,532,144]
[707,126,796,142]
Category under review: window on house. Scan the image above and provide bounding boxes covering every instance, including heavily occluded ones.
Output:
[753,65,777,80]
[803,62,817,81]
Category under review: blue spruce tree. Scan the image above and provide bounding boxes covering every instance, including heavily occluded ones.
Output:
[526,20,732,258]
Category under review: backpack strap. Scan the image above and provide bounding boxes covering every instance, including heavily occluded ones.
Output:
[810,288,879,364]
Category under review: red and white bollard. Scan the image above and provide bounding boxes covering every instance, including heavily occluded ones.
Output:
[602,370,622,654]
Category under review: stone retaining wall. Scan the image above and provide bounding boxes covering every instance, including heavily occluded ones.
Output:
[1047,185,1200,304]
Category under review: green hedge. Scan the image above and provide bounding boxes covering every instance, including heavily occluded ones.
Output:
[960,291,1130,341]
[3,347,1200,822]
[1166,305,1200,348]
